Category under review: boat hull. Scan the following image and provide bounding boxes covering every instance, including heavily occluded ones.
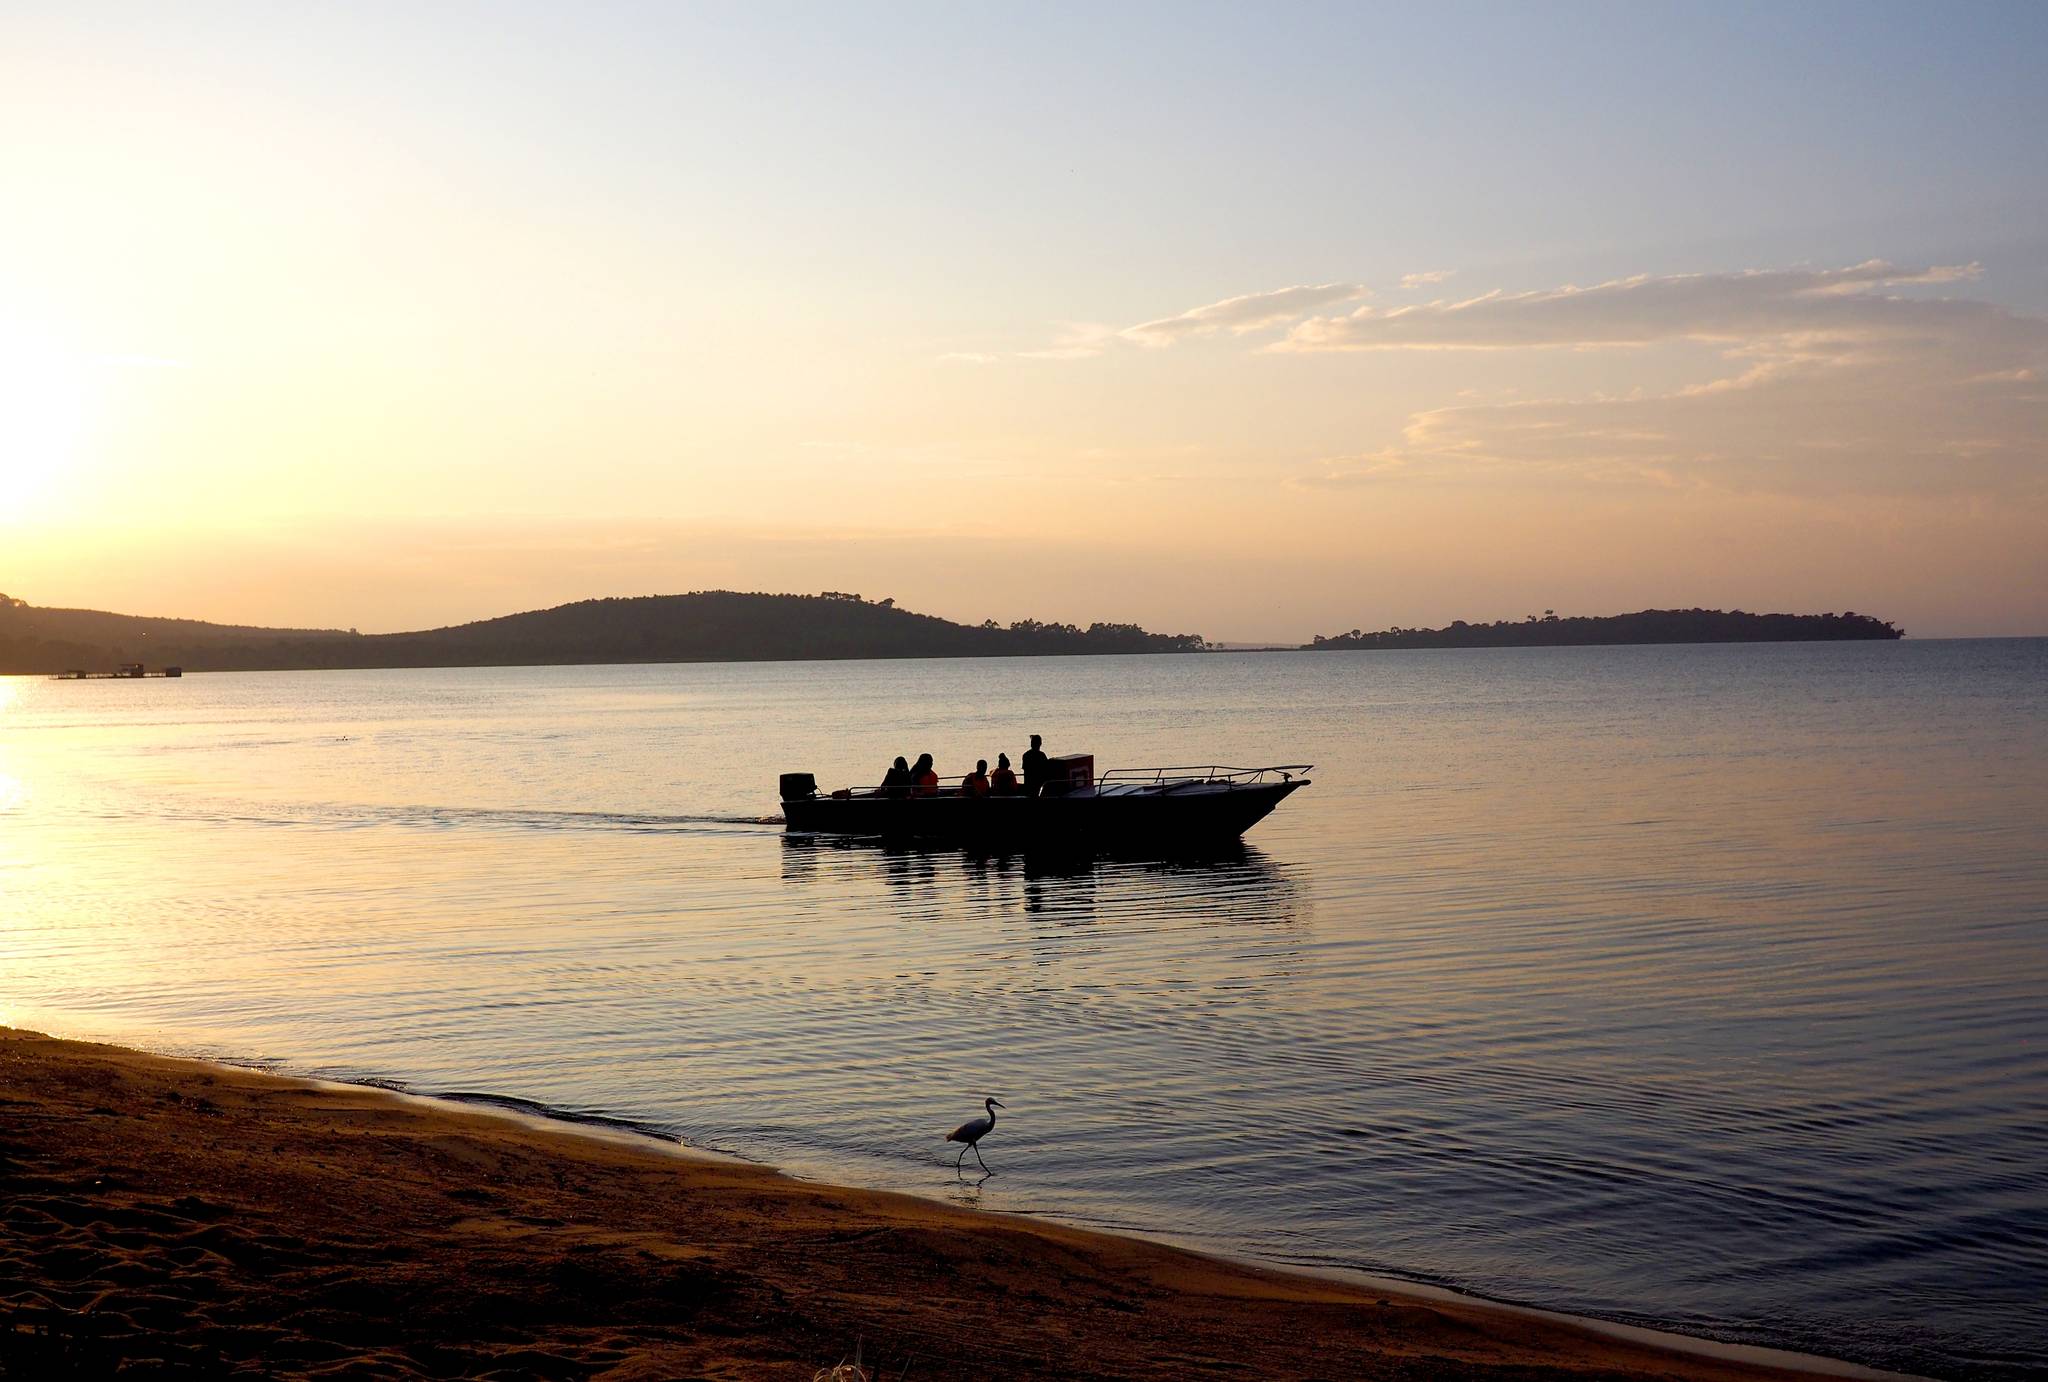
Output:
[781,780,1305,847]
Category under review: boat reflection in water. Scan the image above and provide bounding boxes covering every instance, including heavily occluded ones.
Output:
[778,832,1309,948]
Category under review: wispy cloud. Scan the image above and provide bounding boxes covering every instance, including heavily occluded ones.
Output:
[1005,284,1369,361]
[1276,261,1995,353]
[934,351,1000,365]
[1284,261,2047,498]
[1120,283,1366,348]
[1018,322,1122,360]
[991,265,2044,501]
[1292,452,1410,488]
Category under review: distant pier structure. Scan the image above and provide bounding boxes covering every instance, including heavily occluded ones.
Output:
[53,663,183,680]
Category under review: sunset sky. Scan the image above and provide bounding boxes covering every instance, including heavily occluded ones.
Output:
[4,2,2045,640]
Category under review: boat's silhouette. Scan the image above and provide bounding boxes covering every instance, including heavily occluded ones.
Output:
[778,761,1310,848]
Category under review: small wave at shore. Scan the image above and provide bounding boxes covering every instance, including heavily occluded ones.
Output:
[123,1033,1917,1382]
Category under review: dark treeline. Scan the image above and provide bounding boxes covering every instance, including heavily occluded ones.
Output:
[1307,608,1904,650]
[0,591,1206,675]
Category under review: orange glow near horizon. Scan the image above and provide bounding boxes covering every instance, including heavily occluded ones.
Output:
[2,7,2043,640]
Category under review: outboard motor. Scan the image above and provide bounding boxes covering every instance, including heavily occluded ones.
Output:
[779,772,818,802]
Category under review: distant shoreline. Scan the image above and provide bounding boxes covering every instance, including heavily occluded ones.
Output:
[4,636,1976,681]
[0,589,1205,676]
[1305,608,1902,651]
[6,636,1974,680]
[4,592,1919,676]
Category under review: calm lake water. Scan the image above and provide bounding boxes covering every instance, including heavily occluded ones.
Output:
[3,644,2044,1378]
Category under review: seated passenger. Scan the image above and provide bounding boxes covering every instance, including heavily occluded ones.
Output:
[961,759,991,798]
[990,753,1020,796]
[880,755,912,798]
[911,752,939,797]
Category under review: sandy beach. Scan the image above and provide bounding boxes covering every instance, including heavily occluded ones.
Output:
[0,1027,1861,1381]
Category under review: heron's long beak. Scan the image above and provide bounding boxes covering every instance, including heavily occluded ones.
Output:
[990,1099,1006,1108]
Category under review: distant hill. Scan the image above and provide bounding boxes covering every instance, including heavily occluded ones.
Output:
[0,594,358,674]
[1306,608,1903,651]
[0,591,1206,675]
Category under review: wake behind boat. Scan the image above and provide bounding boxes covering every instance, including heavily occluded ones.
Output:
[778,755,1310,846]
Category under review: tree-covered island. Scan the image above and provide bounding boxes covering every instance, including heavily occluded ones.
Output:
[1307,608,1902,650]
[0,590,1207,675]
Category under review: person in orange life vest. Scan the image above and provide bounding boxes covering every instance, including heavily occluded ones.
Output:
[911,752,939,797]
[989,753,1020,795]
[961,760,991,797]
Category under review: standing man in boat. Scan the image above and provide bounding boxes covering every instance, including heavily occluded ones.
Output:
[1021,734,1049,798]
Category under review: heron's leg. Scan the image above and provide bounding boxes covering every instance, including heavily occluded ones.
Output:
[973,1143,989,1172]
[954,1143,968,1167]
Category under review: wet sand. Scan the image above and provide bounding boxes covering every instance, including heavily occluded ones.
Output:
[1,1028,1845,1380]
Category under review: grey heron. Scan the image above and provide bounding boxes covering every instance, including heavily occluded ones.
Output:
[945,1097,1005,1172]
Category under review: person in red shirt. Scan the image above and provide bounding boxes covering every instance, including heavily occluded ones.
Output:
[911,752,939,797]
[989,753,1019,796]
[961,760,991,798]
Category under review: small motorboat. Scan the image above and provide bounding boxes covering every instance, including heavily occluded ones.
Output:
[778,755,1310,847]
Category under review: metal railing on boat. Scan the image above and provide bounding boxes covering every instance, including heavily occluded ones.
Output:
[826,764,1310,799]
[1095,764,1313,788]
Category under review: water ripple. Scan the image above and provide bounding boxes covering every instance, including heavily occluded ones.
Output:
[2,642,2044,1378]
